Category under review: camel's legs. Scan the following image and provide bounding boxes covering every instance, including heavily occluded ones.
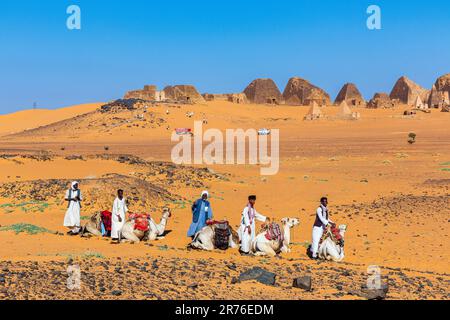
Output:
[280,245,291,253]
[191,234,214,251]
[256,243,277,257]
[85,224,102,237]
[121,230,140,243]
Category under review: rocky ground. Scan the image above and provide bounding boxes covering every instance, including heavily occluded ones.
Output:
[0,253,448,300]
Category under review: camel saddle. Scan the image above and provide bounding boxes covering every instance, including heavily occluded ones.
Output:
[100,210,112,232]
[129,213,151,232]
[207,220,231,250]
[320,225,343,246]
[264,222,284,244]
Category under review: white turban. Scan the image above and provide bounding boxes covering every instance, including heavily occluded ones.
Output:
[71,181,79,190]
[201,190,209,198]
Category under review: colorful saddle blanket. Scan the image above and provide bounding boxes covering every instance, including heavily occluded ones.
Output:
[100,211,112,232]
[320,225,343,246]
[129,213,151,232]
[264,222,284,244]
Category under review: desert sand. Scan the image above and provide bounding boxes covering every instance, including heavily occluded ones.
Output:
[0,101,448,300]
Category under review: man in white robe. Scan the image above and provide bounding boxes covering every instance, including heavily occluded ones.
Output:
[239,195,269,255]
[310,197,334,259]
[111,189,128,240]
[63,181,82,235]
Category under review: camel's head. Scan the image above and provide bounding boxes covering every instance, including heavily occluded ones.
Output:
[338,224,347,238]
[162,207,172,219]
[281,217,300,228]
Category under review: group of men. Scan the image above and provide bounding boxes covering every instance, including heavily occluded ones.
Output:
[63,182,128,240]
[187,191,333,258]
[63,182,333,259]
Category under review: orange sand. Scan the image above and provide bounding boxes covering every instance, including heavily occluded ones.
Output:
[0,101,448,299]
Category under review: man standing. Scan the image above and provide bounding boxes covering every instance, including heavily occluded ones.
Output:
[239,195,269,255]
[310,197,334,259]
[64,181,82,235]
[111,189,128,240]
[187,191,213,238]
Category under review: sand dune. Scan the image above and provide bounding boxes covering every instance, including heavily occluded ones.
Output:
[0,103,103,136]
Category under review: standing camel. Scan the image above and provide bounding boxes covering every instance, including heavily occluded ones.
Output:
[119,208,172,243]
[252,217,300,257]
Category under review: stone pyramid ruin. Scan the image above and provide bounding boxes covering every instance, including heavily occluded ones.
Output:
[283,77,330,106]
[243,78,283,104]
[334,83,366,107]
[390,76,429,106]
[429,74,450,108]
[163,85,205,104]
[339,101,352,115]
[367,93,396,109]
[337,101,360,120]
[124,85,165,101]
[304,101,323,120]
[414,95,427,109]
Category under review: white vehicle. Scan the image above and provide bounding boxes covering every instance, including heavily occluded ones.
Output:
[258,129,271,136]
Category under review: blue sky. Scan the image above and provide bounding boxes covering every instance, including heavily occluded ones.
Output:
[0,0,449,113]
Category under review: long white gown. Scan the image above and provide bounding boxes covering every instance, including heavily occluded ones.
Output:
[111,197,128,238]
[239,205,267,253]
[63,188,82,228]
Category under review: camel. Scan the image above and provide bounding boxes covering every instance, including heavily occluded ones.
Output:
[252,217,300,257]
[80,211,103,237]
[119,207,171,243]
[189,223,239,251]
[318,224,347,262]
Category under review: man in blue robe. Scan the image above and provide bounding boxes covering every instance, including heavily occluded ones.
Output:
[187,191,213,238]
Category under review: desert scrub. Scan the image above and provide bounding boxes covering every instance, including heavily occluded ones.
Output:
[81,251,105,259]
[439,162,450,171]
[0,223,53,235]
[408,132,416,144]
[170,199,186,209]
[0,201,50,214]
[395,153,409,158]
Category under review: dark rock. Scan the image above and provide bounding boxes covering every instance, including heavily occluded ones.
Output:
[187,283,198,290]
[227,263,237,271]
[237,267,276,286]
[111,290,122,296]
[362,289,387,300]
[292,276,312,291]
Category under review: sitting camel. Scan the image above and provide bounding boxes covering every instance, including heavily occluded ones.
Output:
[189,223,239,251]
[318,224,347,262]
[119,207,171,243]
[80,211,103,237]
[252,217,300,257]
